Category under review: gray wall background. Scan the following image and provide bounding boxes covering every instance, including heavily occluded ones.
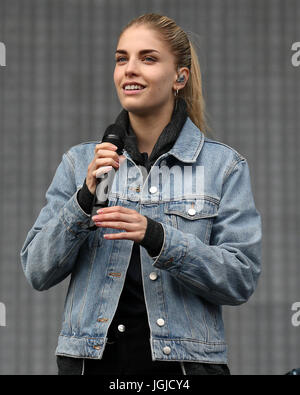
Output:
[0,0,299,375]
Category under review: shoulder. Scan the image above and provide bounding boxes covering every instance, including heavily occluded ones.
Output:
[198,135,249,183]
[202,136,246,163]
[63,141,98,169]
[66,141,98,156]
[55,141,99,188]
[183,117,246,166]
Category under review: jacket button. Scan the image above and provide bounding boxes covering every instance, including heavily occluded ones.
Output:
[188,208,196,216]
[149,186,158,194]
[156,318,165,327]
[93,345,101,350]
[149,272,158,281]
[117,324,126,332]
[163,346,171,355]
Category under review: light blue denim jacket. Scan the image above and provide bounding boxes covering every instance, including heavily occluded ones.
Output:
[20,117,262,364]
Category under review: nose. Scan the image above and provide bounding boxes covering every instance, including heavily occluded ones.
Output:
[124,57,139,77]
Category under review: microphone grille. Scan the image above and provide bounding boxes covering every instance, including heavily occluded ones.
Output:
[102,124,126,153]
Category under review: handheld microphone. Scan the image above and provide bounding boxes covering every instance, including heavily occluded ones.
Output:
[89,124,126,229]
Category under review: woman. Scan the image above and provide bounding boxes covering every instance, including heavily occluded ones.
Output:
[21,13,262,375]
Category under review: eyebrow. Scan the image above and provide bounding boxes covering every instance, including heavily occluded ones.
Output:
[115,49,160,55]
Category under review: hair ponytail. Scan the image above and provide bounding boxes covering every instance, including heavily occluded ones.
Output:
[180,41,211,136]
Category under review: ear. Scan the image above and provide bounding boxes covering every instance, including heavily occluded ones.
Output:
[173,67,190,92]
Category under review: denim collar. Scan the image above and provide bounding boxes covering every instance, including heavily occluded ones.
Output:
[114,97,204,166]
[114,97,188,167]
[167,117,205,163]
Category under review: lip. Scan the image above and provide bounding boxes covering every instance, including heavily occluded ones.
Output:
[122,82,146,95]
[122,87,146,95]
[122,82,146,89]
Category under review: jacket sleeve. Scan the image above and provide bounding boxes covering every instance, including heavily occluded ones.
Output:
[151,158,262,306]
[20,152,92,291]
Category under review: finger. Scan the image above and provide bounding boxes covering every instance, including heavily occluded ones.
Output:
[95,149,120,161]
[96,206,136,215]
[92,211,138,224]
[95,143,118,152]
[95,166,113,178]
[94,158,119,168]
[91,159,119,177]
[103,232,139,240]
[93,221,137,231]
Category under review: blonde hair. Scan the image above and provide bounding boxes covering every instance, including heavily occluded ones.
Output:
[119,13,211,136]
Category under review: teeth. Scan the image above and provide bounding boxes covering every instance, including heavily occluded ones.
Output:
[124,85,144,90]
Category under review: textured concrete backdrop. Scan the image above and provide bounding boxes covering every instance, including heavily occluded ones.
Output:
[0,0,299,374]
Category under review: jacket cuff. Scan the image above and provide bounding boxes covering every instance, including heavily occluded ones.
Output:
[140,216,164,257]
[77,179,95,215]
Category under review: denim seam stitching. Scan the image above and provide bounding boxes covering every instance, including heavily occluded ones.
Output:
[76,243,98,331]
[58,333,227,346]
[68,276,76,334]
[223,158,245,186]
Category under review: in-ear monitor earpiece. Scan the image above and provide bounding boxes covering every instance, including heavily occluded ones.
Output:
[176,74,185,83]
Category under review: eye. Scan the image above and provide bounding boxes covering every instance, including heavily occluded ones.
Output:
[115,56,157,64]
[143,56,156,62]
[115,56,127,63]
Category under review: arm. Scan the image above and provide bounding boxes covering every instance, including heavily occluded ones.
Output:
[152,159,262,306]
[20,152,91,291]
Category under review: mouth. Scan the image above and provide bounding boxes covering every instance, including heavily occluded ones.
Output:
[122,83,146,95]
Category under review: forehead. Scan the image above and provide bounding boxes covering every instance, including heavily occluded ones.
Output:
[117,25,173,56]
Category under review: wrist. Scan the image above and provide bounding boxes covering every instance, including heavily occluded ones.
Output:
[139,216,164,257]
[85,178,96,195]
[77,179,95,215]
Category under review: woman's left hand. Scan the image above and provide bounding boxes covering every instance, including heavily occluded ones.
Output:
[92,206,147,243]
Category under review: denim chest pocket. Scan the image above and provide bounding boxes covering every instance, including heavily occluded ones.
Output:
[164,198,219,244]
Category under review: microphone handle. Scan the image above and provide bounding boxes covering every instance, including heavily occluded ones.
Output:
[88,129,125,231]
[88,167,116,230]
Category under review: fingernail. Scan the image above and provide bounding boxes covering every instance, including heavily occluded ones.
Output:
[97,209,103,214]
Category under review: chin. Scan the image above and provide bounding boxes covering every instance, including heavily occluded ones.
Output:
[121,101,152,116]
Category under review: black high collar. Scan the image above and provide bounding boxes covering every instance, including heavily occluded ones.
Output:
[114,97,188,169]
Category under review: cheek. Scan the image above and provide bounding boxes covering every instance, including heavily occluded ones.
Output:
[154,77,173,95]
[113,68,121,86]
[148,73,172,91]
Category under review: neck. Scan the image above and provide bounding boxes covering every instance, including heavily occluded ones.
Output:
[128,100,175,156]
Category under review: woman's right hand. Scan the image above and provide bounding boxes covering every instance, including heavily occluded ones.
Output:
[86,142,120,195]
